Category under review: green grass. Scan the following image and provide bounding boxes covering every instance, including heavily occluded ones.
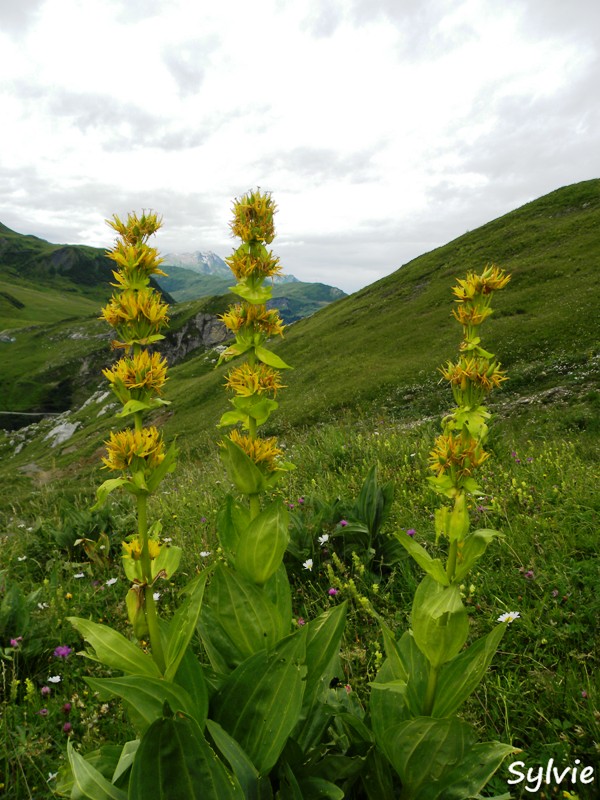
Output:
[1,415,598,797]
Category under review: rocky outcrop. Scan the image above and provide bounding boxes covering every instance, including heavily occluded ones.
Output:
[159,312,230,363]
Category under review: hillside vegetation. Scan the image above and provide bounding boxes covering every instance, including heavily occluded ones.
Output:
[1,180,599,492]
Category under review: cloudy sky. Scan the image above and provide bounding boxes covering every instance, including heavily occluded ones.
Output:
[1,0,599,293]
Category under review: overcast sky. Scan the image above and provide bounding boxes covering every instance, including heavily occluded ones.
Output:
[1,0,598,293]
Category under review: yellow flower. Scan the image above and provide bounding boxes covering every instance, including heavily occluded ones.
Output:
[109,244,167,287]
[103,350,168,394]
[225,363,285,397]
[230,190,277,244]
[102,427,166,472]
[228,429,284,472]
[107,211,162,245]
[440,357,507,393]
[429,432,490,479]
[100,288,169,347]
[219,303,284,337]
[225,243,281,281]
[122,537,161,560]
[452,265,510,302]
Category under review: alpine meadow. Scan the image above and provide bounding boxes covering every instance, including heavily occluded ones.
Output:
[0,180,599,799]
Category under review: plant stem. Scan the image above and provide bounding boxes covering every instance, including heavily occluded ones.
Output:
[446,539,458,583]
[137,491,166,673]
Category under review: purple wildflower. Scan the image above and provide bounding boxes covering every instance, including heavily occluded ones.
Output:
[406,529,416,537]
[38,708,49,716]
[63,722,72,734]
[328,588,339,596]
[62,703,72,715]
[54,645,72,659]
[297,617,306,626]
[339,519,348,528]
[41,686,51,697]
[10,637,23,648]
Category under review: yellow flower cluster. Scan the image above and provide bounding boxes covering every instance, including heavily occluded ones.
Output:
[225,362,285,397]
[226,243,281,281]
[452,265,510,302]
[228,429,283,472]
[440,356,507,394]
[102,427,166,472]
[429,432,490,480]
[107,212,163,246]
[101,289,169,348]
[220,303,284,337]
[122,537,161,560]
[109,244,167,286]
[229,190,277,244]
[103,350,168,394]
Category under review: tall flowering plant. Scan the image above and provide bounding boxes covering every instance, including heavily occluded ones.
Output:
[368,266,519,799]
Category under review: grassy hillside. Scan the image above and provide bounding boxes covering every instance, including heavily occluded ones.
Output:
[1,180,599,486]
[156,267,346,322]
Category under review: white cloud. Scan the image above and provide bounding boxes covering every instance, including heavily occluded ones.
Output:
[0,0,598,293]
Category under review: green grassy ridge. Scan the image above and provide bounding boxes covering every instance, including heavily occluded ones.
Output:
[1,180,599,486]
[0,278,102,330]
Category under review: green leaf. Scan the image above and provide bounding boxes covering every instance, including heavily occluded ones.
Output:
[67,740,127,800]
[129,714,244,800]
[235,501,289,585]
[85,675,202,731]
[254,345,292,370]
[206,719,262,800]
[411,576,469,668]
[413,741,519,800]
[432,623,506,717]
[393,535,449,585]
[211,630,307,774]
[293,602,348,752]
[164,570,208,681]
[229,282,273,304]
[216,494,250,562]
[377,716,476,795]
[68,617,162,678]
[151,544,182,581]
[116,398,170,418]
[198,565,288,669]
[146,440,178,493]
[111,739,139,785]
[220,435,267,495]
[92,478,130,510]
[172,646,209,730]
[452,529,505,583]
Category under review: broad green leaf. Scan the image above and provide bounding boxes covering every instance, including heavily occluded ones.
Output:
[254,345,292,370]
[211,630,307,774]
[172,647,209,729]
[164,570,208,681]
[216,494,250,562]
[92,478,129,510]
[206,719,262,800]
[117,399,158,417]
[411,576,469,668]
[220,435,267,495]
[293,602,347,752]
[360,748,397,800]
[146,440,178,493]
[414,741,519,800]
[432,623,506,717]
[452,529,505,583]
[235,501,289,585]
[56,743,124,797]
[447,492,470,542]
[198,565,287,668]
[68,617,162,678]
[219,409,248,427]
[67,740,127,800]
[111,739,139,785]
[377,716,476,795]
[129,714,244,800]
[297,777,345,799]
[85,675,202,731]
[151,544,182,580]
[393,534,449,586]
[229,282,273,304]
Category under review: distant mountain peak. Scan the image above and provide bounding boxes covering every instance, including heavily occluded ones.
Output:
[161,250,298,283]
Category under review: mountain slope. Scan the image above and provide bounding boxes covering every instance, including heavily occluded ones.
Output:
[0,223,173,330]
[1,180,599,474]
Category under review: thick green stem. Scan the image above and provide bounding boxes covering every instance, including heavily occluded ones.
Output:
[446,539,458,583]
[137,492,166,673]
[422,663,439,716]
